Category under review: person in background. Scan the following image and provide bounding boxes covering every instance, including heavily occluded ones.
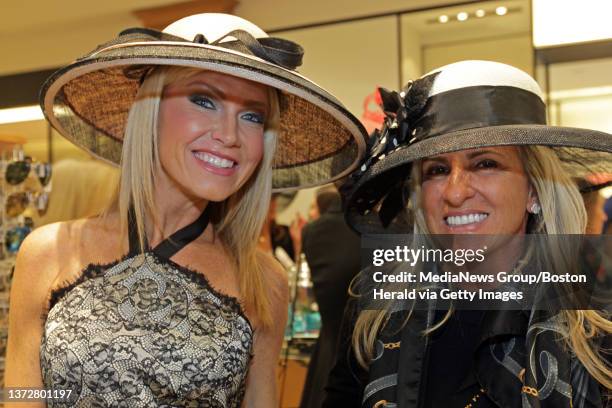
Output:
[34,159,120,226]
[578,179,610,235]
[299,185,361,408]
[259,193,300,262]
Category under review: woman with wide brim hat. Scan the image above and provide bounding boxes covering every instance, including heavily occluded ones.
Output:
[324,60,611,407]
[5,13,367,407]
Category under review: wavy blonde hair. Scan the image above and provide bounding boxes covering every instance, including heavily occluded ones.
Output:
[119,66,280,327]
[351,145,611,389]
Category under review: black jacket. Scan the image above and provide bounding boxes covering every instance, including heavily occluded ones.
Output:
[323,298,606,408]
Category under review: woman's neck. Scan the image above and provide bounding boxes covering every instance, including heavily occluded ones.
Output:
[148,178,211,247]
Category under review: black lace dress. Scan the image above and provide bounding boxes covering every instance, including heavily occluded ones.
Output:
[40,209,253,407]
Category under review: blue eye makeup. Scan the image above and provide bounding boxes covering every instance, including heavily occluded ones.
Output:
[241,112,264,124]
[189,95,216,109]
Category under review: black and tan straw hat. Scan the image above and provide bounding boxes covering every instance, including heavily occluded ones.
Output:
[343,60,612,233]
[40,13,367,191]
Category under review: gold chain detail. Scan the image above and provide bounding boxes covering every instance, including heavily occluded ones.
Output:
[383,341,401,349]
[522,386,539,397]
[373,400,388,408]
[464,388,486,408]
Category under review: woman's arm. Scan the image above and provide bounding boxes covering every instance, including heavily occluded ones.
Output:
[242,253,289,407]
[4,224,62,408]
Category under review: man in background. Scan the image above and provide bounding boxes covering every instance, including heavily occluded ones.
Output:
[299,186,361,408]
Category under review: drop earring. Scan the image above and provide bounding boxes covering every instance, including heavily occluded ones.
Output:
[529,202,541,214]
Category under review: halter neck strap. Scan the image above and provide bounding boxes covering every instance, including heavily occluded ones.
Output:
[128,205,212,259]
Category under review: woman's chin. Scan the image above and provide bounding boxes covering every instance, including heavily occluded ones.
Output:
[179,181,236,203]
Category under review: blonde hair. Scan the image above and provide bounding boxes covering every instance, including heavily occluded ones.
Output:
[119,66,280,327]
[352,145,612,389]
[35,158,120,225]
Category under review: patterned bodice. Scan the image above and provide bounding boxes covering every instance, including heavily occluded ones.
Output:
[40,208,253,407]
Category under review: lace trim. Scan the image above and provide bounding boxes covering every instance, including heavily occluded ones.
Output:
[42,251,253,332]
[149,251,253,332]
[41,254,129,325]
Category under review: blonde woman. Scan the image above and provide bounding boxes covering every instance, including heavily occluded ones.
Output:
[325,61,611,407]
[34,159,120,226]
[5,13,367,407]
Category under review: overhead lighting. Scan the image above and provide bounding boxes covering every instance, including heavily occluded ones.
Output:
[496,6,508,16]
[0,105,44,125]
[533,0,612,47]
[429,6,517,25]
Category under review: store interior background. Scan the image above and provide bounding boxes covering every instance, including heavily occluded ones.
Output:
[2,0,611,222]
[1,0,611,406]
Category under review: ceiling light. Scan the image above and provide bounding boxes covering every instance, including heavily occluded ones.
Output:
[0,105,44,125]
[533,0,612,47]
[457,12,469,21]
[475,9,486,17]
[496,6,508,16]
[438,14,449,23]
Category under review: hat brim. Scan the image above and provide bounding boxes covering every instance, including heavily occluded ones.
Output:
[41,41,367,191]
[345,124,612,233]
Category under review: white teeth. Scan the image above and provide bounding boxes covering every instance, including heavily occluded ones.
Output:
[194,152,235,169]
[446,213,488,226]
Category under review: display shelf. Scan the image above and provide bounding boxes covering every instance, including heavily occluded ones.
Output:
[0,140,52,388]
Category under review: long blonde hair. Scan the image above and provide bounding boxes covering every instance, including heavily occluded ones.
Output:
[352,145,612,389]
[35,158,120,226]
[119,66,280,327]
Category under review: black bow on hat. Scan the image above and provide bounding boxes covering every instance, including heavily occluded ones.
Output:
[118,27,304,81]
[341,72,439,228]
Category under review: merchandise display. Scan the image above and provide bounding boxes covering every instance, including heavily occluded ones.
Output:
[278,254,321,406]
[281,255,321,358]
[0,140,52,386]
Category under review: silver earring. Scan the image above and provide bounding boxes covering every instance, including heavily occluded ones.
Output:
[529,202,541,214]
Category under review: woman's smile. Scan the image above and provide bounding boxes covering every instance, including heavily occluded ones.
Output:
[444,211,489,229]
[192,150,238,176]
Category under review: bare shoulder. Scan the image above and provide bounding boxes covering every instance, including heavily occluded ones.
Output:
[19,218,87,262]
[16,221,71,273]
[16,215,121,286]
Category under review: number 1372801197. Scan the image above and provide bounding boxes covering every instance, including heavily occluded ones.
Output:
[2,388,73,401]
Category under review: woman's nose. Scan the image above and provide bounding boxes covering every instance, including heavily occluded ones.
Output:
[442,168,475,207]
[211,115,240,147]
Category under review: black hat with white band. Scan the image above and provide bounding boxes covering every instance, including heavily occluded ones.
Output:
[342,60,612,233]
